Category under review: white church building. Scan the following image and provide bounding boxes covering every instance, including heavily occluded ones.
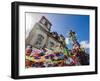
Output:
[26,16,66,50]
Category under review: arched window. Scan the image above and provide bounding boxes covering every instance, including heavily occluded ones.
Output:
[42,18,46,24]
[35,34,44,48]
[47,41,55,49]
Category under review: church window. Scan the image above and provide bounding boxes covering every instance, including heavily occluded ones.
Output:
[47,23,50,30]
[42,18,46,25]
[35,34,44,48]
[48,41,54,48]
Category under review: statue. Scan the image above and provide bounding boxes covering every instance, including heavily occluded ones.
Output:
[68,30,77,44]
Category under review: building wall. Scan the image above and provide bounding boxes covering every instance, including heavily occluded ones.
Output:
[26,21,63,50]
[26,23,48,49]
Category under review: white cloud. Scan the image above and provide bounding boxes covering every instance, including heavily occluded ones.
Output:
[65,37,70,45]
[80,41,89,49]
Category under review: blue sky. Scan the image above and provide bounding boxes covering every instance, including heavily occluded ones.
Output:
[43,13,89,41]
[26,13,90,50]
[39,13,90,49]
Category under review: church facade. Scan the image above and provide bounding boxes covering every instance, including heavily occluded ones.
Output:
[26,16,66,50]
